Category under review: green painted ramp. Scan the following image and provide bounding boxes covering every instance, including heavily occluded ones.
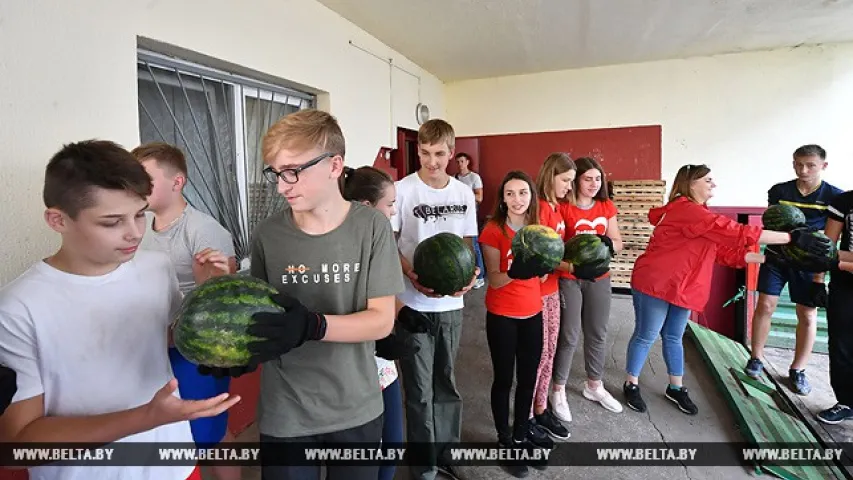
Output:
[687,321,846,480]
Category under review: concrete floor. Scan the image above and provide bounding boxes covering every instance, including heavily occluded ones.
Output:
[210,290,760,480]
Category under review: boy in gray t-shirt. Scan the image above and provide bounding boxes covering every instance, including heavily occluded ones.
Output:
[202,110,404,480]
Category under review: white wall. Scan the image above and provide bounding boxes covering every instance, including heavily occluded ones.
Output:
[0,0,444,283]
[446,43,853,207]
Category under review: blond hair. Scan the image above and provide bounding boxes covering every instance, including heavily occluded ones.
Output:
[262,109,346,163]
[536,152,576,204]
[131,142,188,176]
[418,119,455,150]
[668,164,711,203]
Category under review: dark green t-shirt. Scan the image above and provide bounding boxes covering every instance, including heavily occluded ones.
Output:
[250,201,404,437]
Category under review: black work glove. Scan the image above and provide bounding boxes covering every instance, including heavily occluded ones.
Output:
[763,245,795,269]
[790,227,833,257]
[507,258,551,280]
[807,282,828,309]
[0,365,16,415]
[375,333,420,360]
[572,262,610,281]
[396,306,437,336]
[197,364,258,379]
[597,234,616,256]
[246,292,327,364]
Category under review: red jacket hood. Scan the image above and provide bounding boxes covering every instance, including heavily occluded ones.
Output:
[647,196,705,226]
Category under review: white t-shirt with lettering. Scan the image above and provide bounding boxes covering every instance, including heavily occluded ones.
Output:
[391,173,479,313]
[0,250,195,480]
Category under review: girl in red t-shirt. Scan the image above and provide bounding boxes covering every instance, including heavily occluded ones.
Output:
[478,170,550,474]
[552,157,625,420]
[525,153,575,441]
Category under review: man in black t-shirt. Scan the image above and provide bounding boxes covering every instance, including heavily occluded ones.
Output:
[816,190,853,424]
[745,145,842,396]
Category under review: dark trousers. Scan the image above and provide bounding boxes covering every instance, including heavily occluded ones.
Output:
[828,280,853,406]
[378,379,404,480]
[260,414,383,480]
[486,311,543,443]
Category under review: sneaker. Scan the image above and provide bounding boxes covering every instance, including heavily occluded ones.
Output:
[583,383,624,413]
[473,278,486,289]
[623,382,647,412]
[789,369,812,396]
[817,404,853,425]
[497,441,529,478]
[533,409,570,440]
[744,358,764,379]
[524,421,555,450]
[548,389,572,422]
[665,386,698,415]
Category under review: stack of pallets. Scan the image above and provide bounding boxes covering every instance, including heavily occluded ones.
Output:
[609,180,667,288]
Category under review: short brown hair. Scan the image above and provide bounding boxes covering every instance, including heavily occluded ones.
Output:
[44,140,153,219]
[536,152,576,203]
[262,109,346,163]
[131,142,188,176]
[574,157,610,201]
[669,164,711,203]
[418,119,455,150]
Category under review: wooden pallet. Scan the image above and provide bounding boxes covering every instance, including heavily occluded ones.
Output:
[608,180,666,290]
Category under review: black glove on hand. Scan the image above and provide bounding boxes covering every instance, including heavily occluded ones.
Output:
[197,364,258,379]
[396,306,436,336]
[807,282,828,309]
[375,333,420,360]
[790,227,833,257]
[573,262,609,281]
[246,293,327,364]
[0,365,17,415]
[507,258,551,280]
[763,245,795,269]
[597,235,616,256]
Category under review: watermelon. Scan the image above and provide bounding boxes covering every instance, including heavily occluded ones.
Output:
[762,204,807,232]
[780,230,839,270]
[173,274,286,368]
[511,224,565,272]
[563,234,611,269]
[413,232,476,296]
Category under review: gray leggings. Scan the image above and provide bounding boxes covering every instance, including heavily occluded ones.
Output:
[552,276,612,384]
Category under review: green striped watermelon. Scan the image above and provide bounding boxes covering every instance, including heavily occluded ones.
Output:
[780,230,839,270]
[413,232,476,296]
[762,204,806,232]
[563,234,611,269]
[511,224,564,271]
[173,274,285,368]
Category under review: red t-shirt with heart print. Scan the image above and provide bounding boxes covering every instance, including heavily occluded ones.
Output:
[559,199,618,280]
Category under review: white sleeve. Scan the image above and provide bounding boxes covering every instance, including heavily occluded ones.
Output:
[0,309,43,403]
[473,173,483,190]
[462,186,479,237]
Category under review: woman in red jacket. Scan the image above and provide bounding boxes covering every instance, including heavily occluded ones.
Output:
[623,164,834,415]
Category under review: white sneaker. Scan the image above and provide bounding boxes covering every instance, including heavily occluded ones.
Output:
[473,278,485,289]
[583,383,624,413]
[549,389,572,422]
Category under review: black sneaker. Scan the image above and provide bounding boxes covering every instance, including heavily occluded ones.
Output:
[533,409,570,440]
[499,440,530,478]
[789,369,812,396]
[816,404,853,425]
[524,421,555,450]
[623,382,647,412]
[665,386,698,415]
[744,357,763,379]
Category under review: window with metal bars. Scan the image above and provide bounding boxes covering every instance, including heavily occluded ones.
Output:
[136,50,315,266]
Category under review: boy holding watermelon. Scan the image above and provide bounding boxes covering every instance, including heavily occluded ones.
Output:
[0,140,239,480]
[390,118,479,480]
[228,109,405,480]
[132,142,242,480]
[746,144,843,395]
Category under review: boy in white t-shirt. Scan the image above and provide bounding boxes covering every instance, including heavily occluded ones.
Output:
[0,140,239,480]
[454,152,486,289]
[391,119,479,480]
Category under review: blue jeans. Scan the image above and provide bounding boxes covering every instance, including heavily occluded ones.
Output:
[625,290,691,378]
[473,235,485,279]
[379,379,404,480]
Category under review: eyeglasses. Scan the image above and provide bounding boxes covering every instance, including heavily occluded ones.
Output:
[263,152,336,184]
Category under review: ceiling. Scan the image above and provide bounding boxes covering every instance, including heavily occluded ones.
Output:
[317,0,853,82]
